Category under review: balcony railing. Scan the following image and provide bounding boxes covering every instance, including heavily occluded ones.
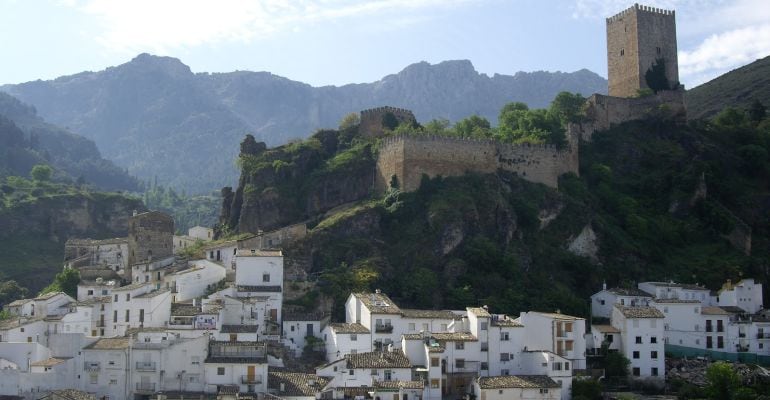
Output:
[135,361,157,371]
[706,326,713,332]
[758,333,770,339]
[739,333,746,338]
[241,375,263,384]
[83,362,100,372]
[135,382,156,393]
[375,324,394,333]
[737,346,749,353]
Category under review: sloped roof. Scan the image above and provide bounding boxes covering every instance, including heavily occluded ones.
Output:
[30,357,67,367]
[43,389,97,400]
[329,323,370,334]
[373,380,425,390]
[345,350,411,369]
[354,292,401,314]
[477,375,560,389]
[529,311,583,320]
[400,309,460,320]
[268,372,330,397]
[608,287,652,297]
[701,307,730,315]
[83,337,131,350]
[431,332,477,342]
[467,307,491,318]
[592,324,621,333]
[615,305,665,319]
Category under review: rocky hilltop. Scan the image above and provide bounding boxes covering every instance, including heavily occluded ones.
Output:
[1,54,606,193]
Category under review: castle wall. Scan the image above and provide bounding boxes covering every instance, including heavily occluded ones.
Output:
[607,5,678,97]
[578,90,686,141]
[376,135,578,193]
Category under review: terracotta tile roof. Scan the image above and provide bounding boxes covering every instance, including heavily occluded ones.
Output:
[431,332,478,342]
[329,323,370,334]
[282,311,327,321]
[615,305,665,319]
[345,350,411,369]
[530,311,583,320]
[236,249,283,257]
[373,380,425,390]
[30,357,67,367]
[467,307,491,318]
[491,316,523,327]
[400,309,459,320]
[34,292,65,301]
[643,282,708,290]
[477,375,560,389]
[592,324,621,333]
[354,292,401,314]
[112,282,150,292]
[719,306,746,314]
[0,317,44,330]
[608,287,652,297]
[701,307,730,315]
[220,324,258,333]
[268,372,330,397]
[652,299,700,304]
[171,303,202,316]
[84,337,131,350]
[402,333,423,340]
[7,299,31,306]
[44,389,97,400]
[237,285,282,293]
[134,289,170,298]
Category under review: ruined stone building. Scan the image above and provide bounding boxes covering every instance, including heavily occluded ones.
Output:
[127,211,174,267]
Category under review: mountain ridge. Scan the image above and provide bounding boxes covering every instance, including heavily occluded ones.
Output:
[1,54,607,193]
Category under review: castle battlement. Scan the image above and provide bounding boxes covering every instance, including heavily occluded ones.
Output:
[360,106,415,116]
[379,134,565,152]
[607,3,674,23]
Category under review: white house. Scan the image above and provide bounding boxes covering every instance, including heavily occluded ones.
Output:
[77,278,118,301]
[110,283,172,335]
[517,311,587,370]
[472,375,561,400]
[715,279,764,314]
[163,259,226,302]
[283,312,329,357]
[203,340,269,395]
[267,371,330,400]
[638,281,711,303]
[590,285,652,318]
[611,305,665,380]
[81,337,131,400]
[129,330,208,395]
[316,349,414,399]
[189,226,214,241]
[323,323,372,361]
[173,235,199,254]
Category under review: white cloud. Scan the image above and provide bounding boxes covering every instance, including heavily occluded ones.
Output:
[65,0,473,54]
[679,24,770,86]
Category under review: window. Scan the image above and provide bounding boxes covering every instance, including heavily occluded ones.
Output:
[90,374,98,384]
[650,336,657,344]
[371,369,379,376]
[408,323,415,331]
[126,294,130,301]
[20,327,25,333]
[717,336,724,349]
[501,332,509,341]
[552,362,562,371]
[656,46,661,55]
[501,369,509,376]
[633,367,640,376]
[480,322,488,331]
[652,367,659,376]
[125,310,130,322]
[633,351,640,359]
[109,379,118,385]
[600,299,605,305]
[217,367,225,375]
[88,290,94,295]
[455,342,464,350]
[500,353,509,362]
[350,334,357,341]
[384,370,393,381]
[139,309,144,323]
[480,362,488,370]
[565,322,573,332]
[349,370,354,376]
[114,294,118,302]
[540,389,549,394]
[422,323,429,331]
[565,362,570,371]
[706,336,713,349]
[635,336,642,344]
[430,379,439,388]
[191,356,200,365]
[262,273,270,282]
[717,320,724,332]
[431,357,439,367]
[481,342,488,352]
[108,361,115,366]
[113,311,117,323]
[651,351,658,359]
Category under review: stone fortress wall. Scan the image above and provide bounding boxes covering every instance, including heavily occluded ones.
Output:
[607,4,678,97]
[375,133,579,193]
[359,106,417,138]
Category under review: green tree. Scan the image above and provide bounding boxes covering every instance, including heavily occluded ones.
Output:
[30,164,53,182]
[423,119,451,136]
[381,112,399,131]
[644,58,671,93]
[572,379,602,400]
[453,115,492,139]
[339,112,360,130]
[705,361,740,400]
[603,351,630,377]
[0,280,28,307]
[549,92,586,124]
[39,268,80,298]
[748,99,766,123]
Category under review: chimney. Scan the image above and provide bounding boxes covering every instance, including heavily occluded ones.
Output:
[602,281,607,291]
[280,383,285,392]
[375,289,381,294]
[133,210,138,217]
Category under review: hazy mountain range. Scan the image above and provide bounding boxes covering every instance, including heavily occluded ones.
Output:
[1,54,607,193]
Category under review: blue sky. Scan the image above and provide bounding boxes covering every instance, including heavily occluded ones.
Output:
[2,0,769,88]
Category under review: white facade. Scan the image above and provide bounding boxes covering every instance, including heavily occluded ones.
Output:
[164,259,226,302]
[110,283,172,335]
[611,305,665,380]
[323,323,372,361]
[590,286,652,319]
[173,235,199,254]
[283,314,328,357]
[517,312,587,370]
[189,226,214,241]
[716,279,764,314]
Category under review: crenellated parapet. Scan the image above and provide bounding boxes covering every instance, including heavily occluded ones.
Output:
[359,106,417,138]
[607,3,674,24]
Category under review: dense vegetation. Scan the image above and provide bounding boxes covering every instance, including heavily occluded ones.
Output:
[270,98,770,320]
[686,55,770,119]
[0,92,139,191]
[142,182,220,233]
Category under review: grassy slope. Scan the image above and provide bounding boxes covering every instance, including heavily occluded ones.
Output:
[686,55,770,119]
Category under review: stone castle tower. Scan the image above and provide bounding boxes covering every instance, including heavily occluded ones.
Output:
[607,4,679,97]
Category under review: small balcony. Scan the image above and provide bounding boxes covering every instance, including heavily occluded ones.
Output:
[241,375,263,384]
[375,324,394,334]
[135,361,157,371]
[739,332,746,338]
[83,362,100,372]
[135,382,156,393]
[737,346,749,353]
[757,333,770,339]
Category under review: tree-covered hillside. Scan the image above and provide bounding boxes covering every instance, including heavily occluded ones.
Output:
[231,100,770,319]
[686,55,770,120]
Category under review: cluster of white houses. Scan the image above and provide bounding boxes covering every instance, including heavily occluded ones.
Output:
[1,210,767,400]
